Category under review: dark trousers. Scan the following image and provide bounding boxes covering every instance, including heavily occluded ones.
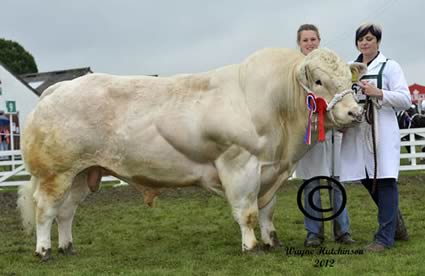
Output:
[361,177,398,247]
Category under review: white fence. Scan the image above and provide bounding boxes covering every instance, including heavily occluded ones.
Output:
[0,150,121,188]
[0,150,27,187]
[400,127,425,171]
[1,127,425,188]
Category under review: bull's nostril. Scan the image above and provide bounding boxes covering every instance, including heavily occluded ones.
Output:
[348,111,363,122]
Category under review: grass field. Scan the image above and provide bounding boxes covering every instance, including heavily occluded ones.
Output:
[1,173,424,275]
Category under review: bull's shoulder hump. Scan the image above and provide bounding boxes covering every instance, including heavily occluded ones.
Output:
[79,73,159,82]
[244,48,302,62]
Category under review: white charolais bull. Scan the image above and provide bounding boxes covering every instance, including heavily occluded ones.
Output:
[18,48,366,261]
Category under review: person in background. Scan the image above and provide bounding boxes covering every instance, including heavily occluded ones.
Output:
[295,24,355,247]
[340,23,410,252]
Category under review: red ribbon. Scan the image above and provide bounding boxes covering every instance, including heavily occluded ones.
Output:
[304,93,316,144]
[304,92,328,144]
[315,97,327,142]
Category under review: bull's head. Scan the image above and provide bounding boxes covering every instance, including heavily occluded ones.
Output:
[296,48,367,127]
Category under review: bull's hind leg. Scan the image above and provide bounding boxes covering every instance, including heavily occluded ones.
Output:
[259,195,282,250]
[34,174,73,261]
[56,172,91,255]
[216,148,261,252]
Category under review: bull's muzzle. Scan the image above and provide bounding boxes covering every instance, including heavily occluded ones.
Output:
[348,106,364,123]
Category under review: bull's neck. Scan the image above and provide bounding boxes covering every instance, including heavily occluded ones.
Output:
[278,95,332,164]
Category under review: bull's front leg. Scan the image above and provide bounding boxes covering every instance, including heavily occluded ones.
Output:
[215,147,261,252]
[259,195,282,250]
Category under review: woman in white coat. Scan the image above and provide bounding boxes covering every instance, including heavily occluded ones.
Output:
[340,23,411,252]
[295,24,354,247]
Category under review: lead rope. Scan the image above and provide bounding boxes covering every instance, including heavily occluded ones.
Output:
[365,97,379,193]
[364,60,387,193]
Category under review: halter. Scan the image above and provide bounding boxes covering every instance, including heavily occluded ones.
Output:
[400,111,413,129]
[397,110,424,129]
[299,82,354,144]
[410,114,421,127]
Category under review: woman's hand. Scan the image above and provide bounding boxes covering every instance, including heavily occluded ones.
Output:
[359,80,383,99]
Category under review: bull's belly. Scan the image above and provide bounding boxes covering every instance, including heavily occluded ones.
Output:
[107,156,222,191]
[95,123,223,190]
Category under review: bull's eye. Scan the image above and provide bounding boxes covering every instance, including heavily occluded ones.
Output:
[315,80,322,86]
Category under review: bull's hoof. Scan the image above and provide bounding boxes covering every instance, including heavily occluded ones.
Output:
[270,231,283,248]
[35,248,52,262]
[242,244,265,256]
[262,243,282,252]
[263,231,283,251]
[58,242,76,256]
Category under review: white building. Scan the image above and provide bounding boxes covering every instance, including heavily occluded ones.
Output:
[0,61,39,150]
[0,63,93,151]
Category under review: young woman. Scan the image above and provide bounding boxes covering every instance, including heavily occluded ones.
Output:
[340,23,410,252]
[295,24,354,247]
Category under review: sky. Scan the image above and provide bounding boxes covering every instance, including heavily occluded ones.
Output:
[1,0,424,85]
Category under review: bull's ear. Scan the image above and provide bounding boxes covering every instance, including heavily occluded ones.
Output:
[296,61,309,84]
[349,62,367,82]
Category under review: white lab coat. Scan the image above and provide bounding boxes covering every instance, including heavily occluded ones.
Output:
[295,130,342,178]
[339,53,411,181]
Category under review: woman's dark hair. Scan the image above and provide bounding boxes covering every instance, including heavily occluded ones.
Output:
[355,23,382,46]
[297,24,320,44]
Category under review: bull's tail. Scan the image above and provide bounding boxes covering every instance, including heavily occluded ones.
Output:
[17,176,38,234]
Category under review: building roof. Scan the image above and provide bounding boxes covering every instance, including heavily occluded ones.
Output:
[0,60,39,97]
[21,67,92,95]
[409,83,425,103]
[409,83,425,94]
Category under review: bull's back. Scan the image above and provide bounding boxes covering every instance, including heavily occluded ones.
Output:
[22,60,269,180]
[21,71,231,175]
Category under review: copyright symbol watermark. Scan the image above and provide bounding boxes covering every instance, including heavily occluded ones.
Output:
[296,176,347,221]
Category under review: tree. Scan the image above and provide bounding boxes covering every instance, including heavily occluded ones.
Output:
[0,38,38,75]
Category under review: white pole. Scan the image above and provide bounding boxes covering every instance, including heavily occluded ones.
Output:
[9,113,14,170]
[329,128,335,240]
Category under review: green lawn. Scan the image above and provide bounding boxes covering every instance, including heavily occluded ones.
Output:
[1,174,424,275]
